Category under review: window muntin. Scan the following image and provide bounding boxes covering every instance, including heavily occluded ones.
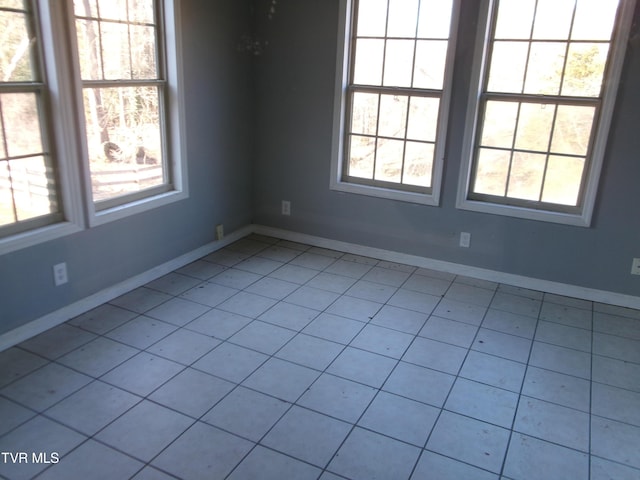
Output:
[342,0,455,195]
[0,0,62,236]
[73,0,169,209]
[466,0,620,214]
[0,0,185,253]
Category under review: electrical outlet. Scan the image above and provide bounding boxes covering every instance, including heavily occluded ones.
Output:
[460,232,471,248]
[282,200,291,216]
[53,262,68,286]
[215,224,224,240]
[631,258,640,275]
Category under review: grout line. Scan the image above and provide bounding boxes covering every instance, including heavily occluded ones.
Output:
[2,234,640,479]
[588,303,595,480]
[497,286,543,478]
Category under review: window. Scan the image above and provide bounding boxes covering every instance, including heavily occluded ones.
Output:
[331,0,459,204]
[73,0,171,210]
[458,0,635,225]
[333,0,634,224]
[0,0,62,237]
[0,0,185,254]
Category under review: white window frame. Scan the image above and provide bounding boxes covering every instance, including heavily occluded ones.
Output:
[330,0,460,206]
[0,0,187,254]
[0,0,84,255]
[456,0,636,227]
[68,0,188,227]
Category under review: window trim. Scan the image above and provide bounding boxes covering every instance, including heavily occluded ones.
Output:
[0,0,187,254]
[0,3,61,237]
[0,0,85,255]
[330,0,460,206]
[67,0,188,227]
[456,0,636,227]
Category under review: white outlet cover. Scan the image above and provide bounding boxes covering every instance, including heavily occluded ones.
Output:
[460,232,471,248]
[282,200,291,216]
[53,262,68,286]
[632,258,640,275]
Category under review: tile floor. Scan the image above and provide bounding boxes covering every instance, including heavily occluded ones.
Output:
[1,234,640,480]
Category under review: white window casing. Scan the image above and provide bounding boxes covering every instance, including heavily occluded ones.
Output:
[331,0,460,206]
[456,0,636,226]
[0,0,187,254]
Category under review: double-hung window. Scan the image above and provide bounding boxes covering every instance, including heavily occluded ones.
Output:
[73,0,173,210]
[335,0,634,225]
[0,0,185,254]
[331,0,459,205]
[458,0,635,225]
[0,0,61,237]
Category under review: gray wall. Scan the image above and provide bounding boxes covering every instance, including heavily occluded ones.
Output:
[0,0,254,335]
[2,0,638,338]
[252,0,640,297]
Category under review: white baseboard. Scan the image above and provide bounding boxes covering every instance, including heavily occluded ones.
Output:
[2,222,638,352]
[0,225,253,352]
[253,225,640,311]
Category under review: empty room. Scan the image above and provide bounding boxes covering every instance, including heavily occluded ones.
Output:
[0,0,639,479]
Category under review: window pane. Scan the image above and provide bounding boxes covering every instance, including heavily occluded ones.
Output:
[75,0,158,81]
[387,0,418,38]
[356,0,387,37]
[83,86,164,202]
[524,42,566,95]
[96,0,129,22]
[128,0,155,24]
[480,101,518,148]
[0,8,36,82]
[378,94,407,138]
[532,0,574,40]
[487,42,528,93]
[75,19,104,80]
[473,148,510,196]
[413,40,447,89]
[561,43,608,97]
[494,0,535,39]
[351,92,379,136]
[82,0,154,24]
[541,155,585,205]
[0,1,28,8]
[514,103,555,152]
[403,141,433,187]
[101,22,132,80]
[507,152,546,201]
[0,157,56,225]
[375,137,403,182]
[1,92,43,157]
[417,0,453,39]
[348,135,375,179]
[0,113,5,157]
[12,157,56,221]
[130,25,157,79]
[572,0,618,41]
[353,39,384,85]
[73,0,98,18]
[406,96,439,142]
[0,161,13,225]
[383,39,414,87]
[550,105,595,156]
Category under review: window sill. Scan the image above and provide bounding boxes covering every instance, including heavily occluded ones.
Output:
[0,221,84,256]
[330,179,439,206]
[90,189,189,227]
[456,197,591,227]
